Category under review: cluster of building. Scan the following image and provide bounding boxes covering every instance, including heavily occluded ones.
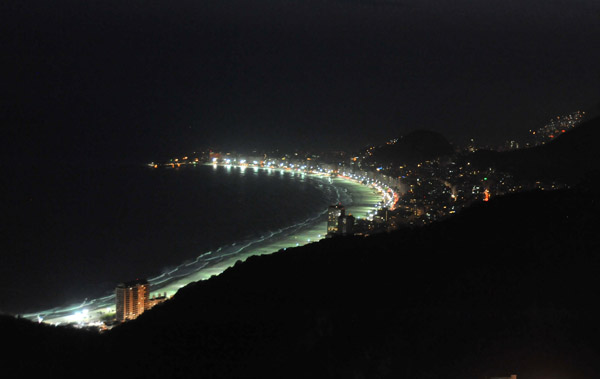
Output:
[457,110,587,152]
[326,202,398,237]
[326,204,355,237]
[529,110,585,145]
[154,143,564,233]
[364,156,567,227]
[151,109,585,239]
[45,110,590,329]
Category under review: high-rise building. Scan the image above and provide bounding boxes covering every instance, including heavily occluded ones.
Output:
[327,204,345,235]
[373,208,390,224]
[115,279,149,322]
[148,292,169,309]
[338,214,355,235]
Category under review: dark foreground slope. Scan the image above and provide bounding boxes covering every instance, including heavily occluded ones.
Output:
[3,182,600,378]
[472,116,600,183]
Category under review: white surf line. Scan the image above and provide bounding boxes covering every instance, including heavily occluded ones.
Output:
[183,251,213,267]
[26,166,350,322]
[149,217,321,290]
[200,211,327,263]
[149,207,331,294]
[25,297,96,320]
[149,261,211,287]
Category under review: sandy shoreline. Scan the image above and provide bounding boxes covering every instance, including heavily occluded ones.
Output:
[152,175,382,295]
[29,171,383,324]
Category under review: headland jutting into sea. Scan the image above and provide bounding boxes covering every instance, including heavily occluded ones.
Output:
[23,162,396,326]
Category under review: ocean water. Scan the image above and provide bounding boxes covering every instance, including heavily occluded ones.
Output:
[2,164,346,315]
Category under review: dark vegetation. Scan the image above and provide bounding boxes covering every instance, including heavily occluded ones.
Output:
[3,118,600,378]
[3,180,600,378]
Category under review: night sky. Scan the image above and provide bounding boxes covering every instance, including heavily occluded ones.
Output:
[2,0,599,163]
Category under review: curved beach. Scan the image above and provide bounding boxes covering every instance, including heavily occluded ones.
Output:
[32,172,383,324]
[151,174,382,296]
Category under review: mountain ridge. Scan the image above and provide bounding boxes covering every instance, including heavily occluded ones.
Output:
[471,116,600,183]
[3,180,600,378]
[366,129,455,166]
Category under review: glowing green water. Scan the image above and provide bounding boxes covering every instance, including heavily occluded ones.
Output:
[155,176,382,296]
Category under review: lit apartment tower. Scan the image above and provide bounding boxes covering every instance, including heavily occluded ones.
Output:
[327,204,345,235]
[338,214,355,236]
[115,279,149,322]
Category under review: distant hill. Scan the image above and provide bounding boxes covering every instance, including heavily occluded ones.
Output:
[471,116,600,183]
[3,179,600,378]
[366,130,454,166]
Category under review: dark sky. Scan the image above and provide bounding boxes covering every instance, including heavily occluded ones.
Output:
[2,0,599,162]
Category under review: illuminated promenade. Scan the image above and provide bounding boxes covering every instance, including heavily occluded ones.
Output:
[26,170,384,326]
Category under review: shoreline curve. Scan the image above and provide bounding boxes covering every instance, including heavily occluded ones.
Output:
[25,167,384,325]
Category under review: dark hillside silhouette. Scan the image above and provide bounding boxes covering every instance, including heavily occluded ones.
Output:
[3,177,600,378]
[366,130,454,166]
[472,116,600,183]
